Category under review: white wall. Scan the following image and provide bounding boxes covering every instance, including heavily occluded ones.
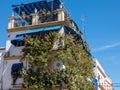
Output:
[3,30,26,89]
[6,30,26,53]
[10,46,24,57]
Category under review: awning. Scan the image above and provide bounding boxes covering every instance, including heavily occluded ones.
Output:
[11,25,62,46]
[11,63,23,74]
[11,35,24,42]
[11,35,24,46]
[26,25,62,34]
[12,0,61,16]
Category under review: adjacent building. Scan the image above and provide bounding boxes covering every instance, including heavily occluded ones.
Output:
[94,58,113,90]
[0,47,5,90]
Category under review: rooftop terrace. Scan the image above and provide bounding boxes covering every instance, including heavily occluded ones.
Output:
[8,0,70,30]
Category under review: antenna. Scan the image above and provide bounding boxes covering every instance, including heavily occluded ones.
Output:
[81,15,85,39]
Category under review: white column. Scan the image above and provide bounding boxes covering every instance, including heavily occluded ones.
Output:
[32,8,39,25]
[8,13,15,29]
[57,4,65,21]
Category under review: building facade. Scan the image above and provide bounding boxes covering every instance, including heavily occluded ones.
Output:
[2,0,90,89]
[94,58,113,90]
[0,47,5,90]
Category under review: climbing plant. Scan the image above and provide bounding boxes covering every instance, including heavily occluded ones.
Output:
[21,32,95,90]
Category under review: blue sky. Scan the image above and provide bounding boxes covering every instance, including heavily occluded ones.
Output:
[0,0,120,89]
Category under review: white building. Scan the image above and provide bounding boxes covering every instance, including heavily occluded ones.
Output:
[2,0,89,90]
[94,58,113,90]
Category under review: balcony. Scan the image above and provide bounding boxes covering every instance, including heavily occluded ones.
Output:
[8,7,69,33]
[4,56,22,61]
[8,20,67,33]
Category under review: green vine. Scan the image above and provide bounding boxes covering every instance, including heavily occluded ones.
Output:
[22,32,95,90]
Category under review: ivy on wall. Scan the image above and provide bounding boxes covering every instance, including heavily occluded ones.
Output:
[21,32,95,90]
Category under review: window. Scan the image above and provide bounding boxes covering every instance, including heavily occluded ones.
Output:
[11,63,23,75]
